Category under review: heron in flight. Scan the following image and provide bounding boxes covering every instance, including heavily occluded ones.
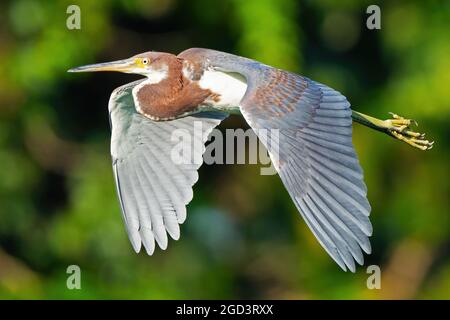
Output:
[68,48,433,272]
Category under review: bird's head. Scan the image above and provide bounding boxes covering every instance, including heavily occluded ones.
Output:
[68,52,179,83]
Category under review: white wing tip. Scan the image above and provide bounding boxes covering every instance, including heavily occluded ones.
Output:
[129,231,142,253]
[347,262,356,273]
[131,241,142,253]
[156,237,168,250]
[169,231,180,241]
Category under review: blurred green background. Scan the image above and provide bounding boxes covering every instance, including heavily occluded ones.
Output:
[0,0,449,299]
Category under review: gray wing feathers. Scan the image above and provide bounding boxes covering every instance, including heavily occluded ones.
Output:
[182,48,372,271]
[109,81,227,254]
[236,68,372,271]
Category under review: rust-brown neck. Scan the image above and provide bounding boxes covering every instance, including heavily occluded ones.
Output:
[133,57,212,120]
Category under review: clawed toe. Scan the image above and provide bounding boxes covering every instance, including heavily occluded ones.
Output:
[385,113,434,151]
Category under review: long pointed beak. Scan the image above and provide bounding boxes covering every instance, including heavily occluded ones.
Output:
[68,58,135,73]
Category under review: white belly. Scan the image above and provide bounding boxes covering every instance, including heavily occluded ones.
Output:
[197,70,247,112]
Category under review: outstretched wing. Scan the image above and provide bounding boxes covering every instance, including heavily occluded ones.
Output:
[240,70,372,272]
[109,80,228,254]
[180,48,372,271]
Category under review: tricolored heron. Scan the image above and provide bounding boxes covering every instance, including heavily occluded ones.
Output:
[68,48,433,272]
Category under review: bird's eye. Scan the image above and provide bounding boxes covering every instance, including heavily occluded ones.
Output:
[142,58,149,65]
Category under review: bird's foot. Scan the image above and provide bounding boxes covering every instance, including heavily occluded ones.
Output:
[384,112,434,151]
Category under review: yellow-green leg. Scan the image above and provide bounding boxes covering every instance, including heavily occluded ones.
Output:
[351,111,434,151]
